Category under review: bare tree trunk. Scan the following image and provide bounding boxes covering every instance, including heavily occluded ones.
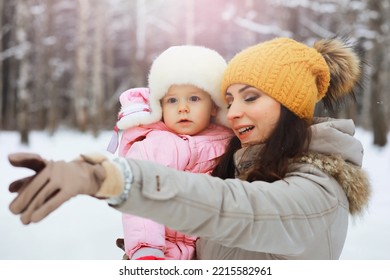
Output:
[186,0,194,44]
[136,0,146,61]
[15,0,31,144]
[2,1,16,130]
[45,0,57,135]
[0,0,3,129]
[360,45,371,130]
[370,53,388,146]
[128,0,148,88]
[91,0,105,136]
[367,0,388,147]
[31,6,45,130]
[382,0,390,126]
[104,27,118,127]
[73,0,89,132]
[32,0,55,132]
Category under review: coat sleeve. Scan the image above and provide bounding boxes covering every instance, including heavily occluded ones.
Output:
[116,158,346,255]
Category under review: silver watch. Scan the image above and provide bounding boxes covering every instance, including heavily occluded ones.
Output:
[107,157,133,207]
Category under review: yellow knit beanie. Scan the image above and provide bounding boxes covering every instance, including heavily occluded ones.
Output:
[221,37,331,121]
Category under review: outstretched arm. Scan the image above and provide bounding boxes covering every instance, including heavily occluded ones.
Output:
[8,152,343,256]
[8,152,123,224]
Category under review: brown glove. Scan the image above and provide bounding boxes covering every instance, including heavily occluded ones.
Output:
[8,153,106,225]
[8,153,47,194]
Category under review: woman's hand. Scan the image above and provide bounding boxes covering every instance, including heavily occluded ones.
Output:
[8,153,105,225]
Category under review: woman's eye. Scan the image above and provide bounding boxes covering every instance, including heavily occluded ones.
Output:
[225,98,233,109]
[244,95,259,102]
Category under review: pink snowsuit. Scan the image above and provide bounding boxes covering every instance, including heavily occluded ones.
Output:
[119,121,233,259]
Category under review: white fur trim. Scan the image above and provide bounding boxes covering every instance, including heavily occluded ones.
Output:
[148,45,229,127]
[120,103,150,116]
[117,112,157,130]
[116,103,156,129]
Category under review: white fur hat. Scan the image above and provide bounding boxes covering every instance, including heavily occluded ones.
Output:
[147,45,229,127]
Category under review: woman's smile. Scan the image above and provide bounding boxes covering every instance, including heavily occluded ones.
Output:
[238,126,254,135]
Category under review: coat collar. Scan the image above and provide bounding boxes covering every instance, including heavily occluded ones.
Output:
[293,152,371,216]
[233,144,263,179]
[233,145,371,216]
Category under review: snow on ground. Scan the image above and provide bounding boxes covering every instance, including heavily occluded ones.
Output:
[0,128,389,259]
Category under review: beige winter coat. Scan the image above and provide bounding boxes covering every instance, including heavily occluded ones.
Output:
[117,118,371,259]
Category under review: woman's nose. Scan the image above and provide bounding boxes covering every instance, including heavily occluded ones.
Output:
[227,102,243,120]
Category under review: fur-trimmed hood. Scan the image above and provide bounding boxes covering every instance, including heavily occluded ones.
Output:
[307,117,371,215]
[294,152,371,216]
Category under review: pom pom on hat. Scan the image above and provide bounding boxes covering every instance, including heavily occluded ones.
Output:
[313,37,362,110]
[221,37,362,121]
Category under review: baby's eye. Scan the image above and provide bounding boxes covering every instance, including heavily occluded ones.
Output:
[166,97,177,104]
[189,96,201,102]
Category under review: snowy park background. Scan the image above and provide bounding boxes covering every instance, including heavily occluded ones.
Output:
[0,127,389,260]
[0,0,389,264]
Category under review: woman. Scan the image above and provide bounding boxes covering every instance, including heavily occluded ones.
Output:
[8,37,371,259]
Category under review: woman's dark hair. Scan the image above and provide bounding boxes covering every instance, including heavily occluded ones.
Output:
[211,106,311,182]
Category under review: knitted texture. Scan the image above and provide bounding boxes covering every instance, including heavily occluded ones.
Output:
[221,37,331,121]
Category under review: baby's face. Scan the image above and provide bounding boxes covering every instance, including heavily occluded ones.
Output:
[161,84,217,135]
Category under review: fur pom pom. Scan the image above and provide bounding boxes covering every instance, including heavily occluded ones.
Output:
[313,37,363,110]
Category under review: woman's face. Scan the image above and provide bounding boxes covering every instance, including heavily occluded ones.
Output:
[225,84,281,146]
